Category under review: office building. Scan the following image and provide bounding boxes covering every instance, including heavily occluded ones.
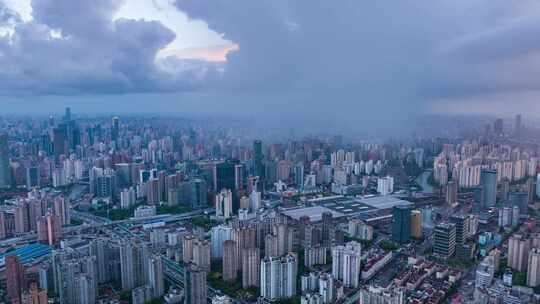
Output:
[509,192,529,215]
[446,180,458,205]
[26,166,40,189]
[410,210,422,239]
[216,161,236,192]
[433,223,456,259]
[480,170,497,208]
[0,134,11,187]
[450,214,470,245]
[475,256,495,289]
[253,140,264,179]
[392,205,411,244]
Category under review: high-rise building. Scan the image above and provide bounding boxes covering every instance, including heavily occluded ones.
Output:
[527,248,540,287]
[37,214,62,245]
[392,205,411,244]
[6,255,25,303]
[148,254,165,299]
[53,196,71,226]
[184,264,207,304]
[260,253,298,301]
[192,239,211,271]
[480,170,497,208]
[21,282,48,304]
[410,210,422,239]
[241,247,260,288]
[475,256,495,289]
[508,234,530,272]
[120,241,149,291]
[215,188,233,219]
[433,223,456,259]
[294,162,305,189]
[223,240,238,282]
[449,214,470,245]
[509,192,529,215]
[216,161,237,192]
[210,225,234,258]
[332,241,361,288]
[25,166,40,189]
[322,212,334,247]
[253,140,264,179]
[494,118,503,135]
[514,114,522,137]
[0,134,11,188]
[472,186,484,213]
[111,116,119,142]
[359,286,404,304]
[377,176,394,196]
[52,124,68,161]
[445,180,458,205]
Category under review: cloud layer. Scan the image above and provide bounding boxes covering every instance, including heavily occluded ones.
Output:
[0,0,217,94]
[175,0,540,118]
[1,0,540,130]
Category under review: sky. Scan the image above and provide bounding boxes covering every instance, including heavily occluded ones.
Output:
[1,0,540,133]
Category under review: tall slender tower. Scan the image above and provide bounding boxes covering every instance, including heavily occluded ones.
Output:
[0,134,11,188]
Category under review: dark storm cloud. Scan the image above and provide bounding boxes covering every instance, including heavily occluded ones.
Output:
[0,0,214,95]
[174,0,540,119]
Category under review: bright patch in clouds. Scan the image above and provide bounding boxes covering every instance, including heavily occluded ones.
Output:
[2,0,236,61]
[114,0,235,60]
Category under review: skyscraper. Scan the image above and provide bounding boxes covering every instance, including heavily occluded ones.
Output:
[241,247,260,288]
[185,264,207,304]
[331,241,361,288]
[148,254,165,299]
[509,192,529,215]
[216,161,236,192]
[215,188,233,219]
[52,124,68,161]
[260,253,297,301]
[120,241,149,291]
[445,180,458,206]
[6,255,25,303]
[192,239,211,271]
[514,114,522,137]
[410,210,422,239]
[223,240,238,282]
[480,170,497,208]
[111,116,119,142]
[0,134,11,188]
[508,234,530,272]
[392,205,411,244]
[527,248,540,287]
[433,223,456,259]
[253,140,264,179]
[494,118,503,135]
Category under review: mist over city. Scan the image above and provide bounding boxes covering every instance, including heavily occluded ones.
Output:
[1,1,540,304]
